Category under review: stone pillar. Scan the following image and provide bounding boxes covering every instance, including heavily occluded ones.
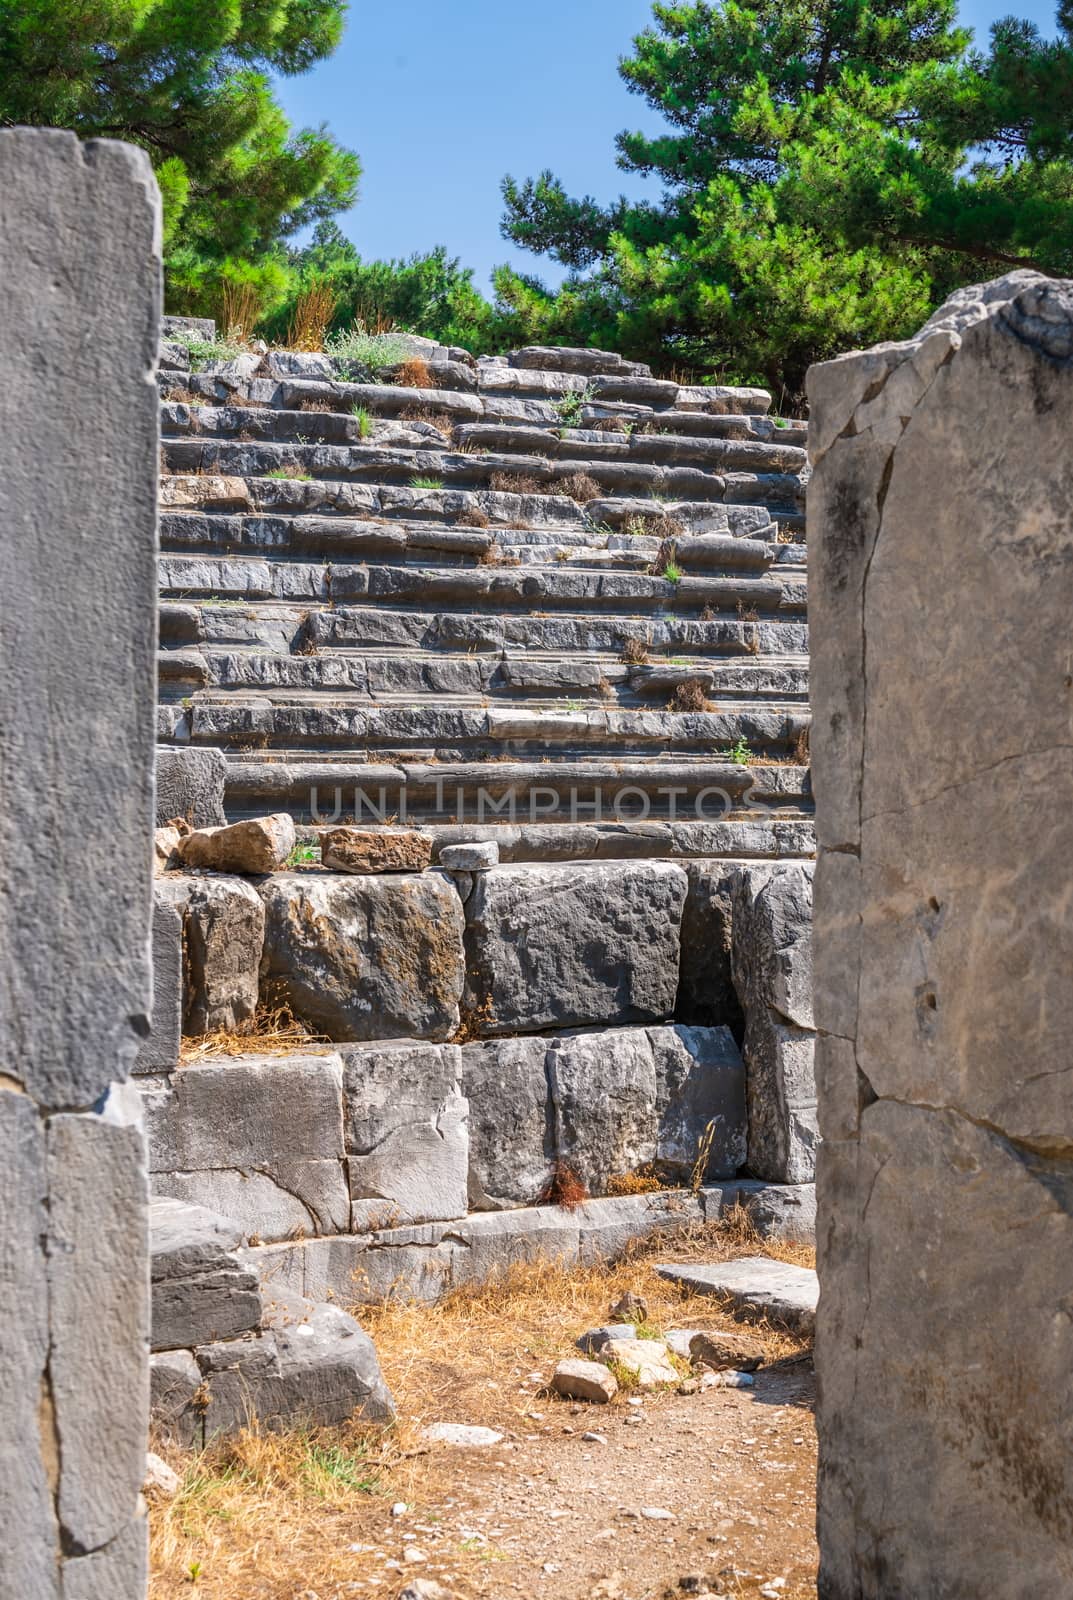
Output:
[0,131,160,1597]
[807,273,1073,1596]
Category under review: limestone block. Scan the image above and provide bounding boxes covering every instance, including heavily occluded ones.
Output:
[157,874,264,1033]
[259,873,466,1041]
[145,1054,347,1241]
[575,1190,703,1263]
[807,273,1073,1597]
[150,1196,262,1350]
[464,861,687,1033]
[155,746,228,828]
[731,864,817,1182]
[59,1512,147,1600]
[342,1041,469,1225]
[321,826,433,874]
[177,813,295,874]
[549,1028,658,1192]
[46,1088,150,1557]
[0,133,158,1108]
[134,896,183,1073]
[149,1350,203,1448]
[459,1035,554,1207]
[649,1023,747,1180]
[0,1090,54,1597]
[552,1358,618,1402]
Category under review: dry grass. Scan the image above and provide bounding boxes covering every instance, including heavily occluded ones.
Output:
[398,404,455,438]
[624,512,685,541]
[669,678,713,714]
[555,470,601,503]
[487,469,546,496]
[456,506,490,529]
[537,1160,590,1209]
[219,281,260,342]
[287,283,337,351]
[149,1212,814,1598]
[737,600,761,623]
[793,725,811,765]
[619,635,650,666]
[179,1002,332,1063]
[395,357,434,390]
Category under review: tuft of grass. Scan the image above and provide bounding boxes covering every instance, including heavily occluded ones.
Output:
[349,403,373,439]
[285,840,320,867]
[300,1438,381,1499]
[488,469,546,496]
[555,470,601,503]
[264,467,312,481]
[286,282,337,351]
[793,725,811,765]
[399,404,454,439]
[456,505,490,528]
[219,280,261,342]
[169,334,245,373]
[661,561,683,584]
[410,474,444,490]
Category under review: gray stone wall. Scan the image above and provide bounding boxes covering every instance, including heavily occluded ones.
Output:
[808,273,1073,1596]
[0,130,160,1598]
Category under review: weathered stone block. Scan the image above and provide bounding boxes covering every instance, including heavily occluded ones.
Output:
[177,813,295,874]
[259,873,465,1041]
[459,1035,554,1207]
[145,1054,348,1242]
[155,746,228,828]
[150,1349,203,1448]
[157,873,264,1034]
[464,861,687,1033]
[342,1041,469,1225]
[150,1196,262,1350]
[650,1023,747,1180]
[134,896,183,1073]
[731,864,817,1182]
[549,1028,658,1192]
[321,826,433,874]
[808,273,1073,1597]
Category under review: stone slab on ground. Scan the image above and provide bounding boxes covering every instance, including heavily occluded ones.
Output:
[654,1256,818,1334]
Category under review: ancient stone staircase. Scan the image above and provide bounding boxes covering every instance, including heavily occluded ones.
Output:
[156,336,811,855]
[143,332,817,1440]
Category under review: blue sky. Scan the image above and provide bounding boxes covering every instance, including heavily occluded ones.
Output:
[275,0,1059,294]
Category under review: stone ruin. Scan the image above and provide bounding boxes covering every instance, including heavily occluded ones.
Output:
[3,123,1068,1600]
[144,291,819,1442]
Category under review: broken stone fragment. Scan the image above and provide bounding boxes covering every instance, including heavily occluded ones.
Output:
[421,1422,504,1447]
[597,1337,680,1388]
[665,1328,765,1372]
[320,825,432,875]
[576,1323,636,1354]
[552,1358,619,1403]
[438,841,499,872]
[153,824,183,874]
[143,1452,180,1499]
[177,813,296,874]
[609,1289,649,1323]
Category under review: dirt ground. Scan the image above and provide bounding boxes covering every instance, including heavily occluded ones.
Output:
[149,1218,818,1600]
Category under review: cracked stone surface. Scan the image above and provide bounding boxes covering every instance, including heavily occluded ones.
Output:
[807,271,1073,1597]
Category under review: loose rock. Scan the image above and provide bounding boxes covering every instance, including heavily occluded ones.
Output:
[610,1290,648,1323]
[576,1323,636,1354]
[320,826,432,875]
[177,813,295,874]
[421,1422,504,1447]
[143,1451,181,1498]
[598,1337,680,1388]
[552,1358,619,1404]
[439,841,499,871]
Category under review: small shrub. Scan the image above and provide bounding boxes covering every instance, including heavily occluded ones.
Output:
[220,279,261,341]
[552,380,596,428]
[605,1170,665,1196]
[325,324,412,376]
[394,357,434,389]
[737,600,760,623]
[478,542,503,566]
[170,333,244,373]
[774,417,789,429]
[287,282,337,351]
[719,736,753,765]
[619,635,650,665]
[669,678,712,713]
[555,470,601,503]
[409,475,444,490]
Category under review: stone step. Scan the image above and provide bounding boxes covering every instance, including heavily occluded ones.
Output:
[452,421,806,475]
[165,696,811,757]
[157,510,787,573]
[160,645,809,702]
[160,437,804,513]
[418,817,815,864]
[211,752,812,825]
[162,599,808,661]
[157,553,805,613]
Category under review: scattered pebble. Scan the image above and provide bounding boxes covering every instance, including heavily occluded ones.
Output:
[640,1506,676,1521]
